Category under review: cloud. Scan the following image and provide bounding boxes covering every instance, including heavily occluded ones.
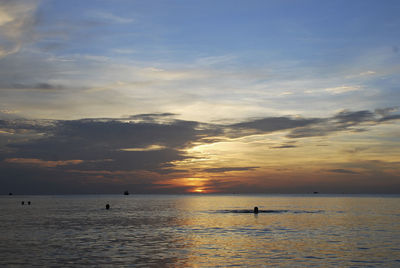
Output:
[333,110,374,124]
[0,41,395,122]
[271,144,297,149]
[227,117,319,138]
[120,145,166,152]
[225,108,400,139]
[325,85,361,94]
[0,50,79,95]
[287,109,400,138]
[0,0,39,58]
[0,118,55,132]
[375,107,399,116]
[374,107,400,122]
[88,11,134,24]
[203,167,259,173]
[378,114,400,122]
[359,70,376,76]
[2,108,399,159]
[9,82,64,90]
[5,158,83,168]
[0,115,213,193]
[1,108,399,193]
[1,115,213,173]
[128,113,178,123]
[326,169,359,175]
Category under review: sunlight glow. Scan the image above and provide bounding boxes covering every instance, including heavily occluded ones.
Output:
[194,188,204,193]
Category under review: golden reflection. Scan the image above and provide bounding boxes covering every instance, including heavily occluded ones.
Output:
[173,195,400,266]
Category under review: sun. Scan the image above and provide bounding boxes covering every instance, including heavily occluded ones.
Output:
[194,188,204,193]
[163,177,210,193]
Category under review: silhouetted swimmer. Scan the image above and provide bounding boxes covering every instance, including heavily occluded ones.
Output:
[254,207,259,214]
[28,201,31,205]
[21,201,24,205]
[106,204,110,210]
[9,192,13,196]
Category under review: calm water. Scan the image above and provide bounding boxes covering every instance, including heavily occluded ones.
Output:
[1,194,399,267]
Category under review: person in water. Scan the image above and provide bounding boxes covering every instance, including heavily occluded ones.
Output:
[106,204,110,210]
[254,207,259,214]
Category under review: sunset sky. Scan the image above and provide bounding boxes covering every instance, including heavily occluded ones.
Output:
[1,0,399,194]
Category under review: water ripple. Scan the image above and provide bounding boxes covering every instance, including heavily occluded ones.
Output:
[214,209,324,214]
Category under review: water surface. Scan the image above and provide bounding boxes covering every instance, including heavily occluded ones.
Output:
[1,194,399,267]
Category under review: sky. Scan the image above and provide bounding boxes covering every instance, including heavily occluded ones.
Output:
[0,0,399,194]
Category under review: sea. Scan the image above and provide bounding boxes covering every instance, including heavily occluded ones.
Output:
[1,194,399,267]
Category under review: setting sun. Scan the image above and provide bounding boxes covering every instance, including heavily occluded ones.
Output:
[193,189,204,193]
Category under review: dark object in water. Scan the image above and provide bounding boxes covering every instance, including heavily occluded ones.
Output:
[123,190,129,195]
[9,192,12,195]
[28,201,31,205]
[21,201,24,205]
[313,191,319,194]
[254,206,259,214]
[106,204,110,210]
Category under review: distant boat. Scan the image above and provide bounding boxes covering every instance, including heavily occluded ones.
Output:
[313,191,319,194]
[123,190,129,195]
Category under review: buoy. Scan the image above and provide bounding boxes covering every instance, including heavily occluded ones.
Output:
[106,204,110,210]
[254,206,259,214]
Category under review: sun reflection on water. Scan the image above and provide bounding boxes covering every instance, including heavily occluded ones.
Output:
[1,195,399,266]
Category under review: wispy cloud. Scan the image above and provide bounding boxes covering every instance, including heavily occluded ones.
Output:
[287,109,400,138]
[359,70,376,76]
[9,82,64,91]
[203,167,259,173]
[0,0,39,58]
[88,11,134,24]
[326,169,359,175]
[270,144,297,149]
[120,145,166,152]
[325,85,362,94]
[5,158,83,168]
